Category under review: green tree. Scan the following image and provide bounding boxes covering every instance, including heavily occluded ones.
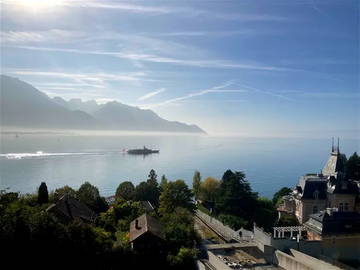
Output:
[135,181,159,206]
[98,200,145,232]
[218,214,247,230]
[77,182,108,213]
[159,180,195,215]
[147,169,158,185]
[38,182,49,204]
[272,187,292,206]
[52,185,76,202]
[192,170,201,200]
[115,181,135,201]
[200,177,220,202]
[254,197,277,232]
[215,170,257,226]
[167,247,197,269]
[160,175,168,191]
[346,152,360,180]
[162,207,197,250]
[135,171,160,206]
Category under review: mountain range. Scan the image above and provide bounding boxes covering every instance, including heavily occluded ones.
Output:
[0,75,205,133]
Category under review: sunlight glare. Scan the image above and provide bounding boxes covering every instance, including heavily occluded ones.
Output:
[8,0,66,13]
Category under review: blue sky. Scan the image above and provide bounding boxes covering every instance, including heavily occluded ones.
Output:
[1,0,359,137]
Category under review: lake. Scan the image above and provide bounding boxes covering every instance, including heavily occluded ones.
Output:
[1,134,359,198]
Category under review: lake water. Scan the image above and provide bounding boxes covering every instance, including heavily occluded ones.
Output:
[1,134,359,198]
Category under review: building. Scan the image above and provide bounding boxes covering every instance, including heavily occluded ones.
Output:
[280,140,360,224]
[46,194,97,223]
[129,213,165,252]
[304,208,360,240]
[304,209,360,263]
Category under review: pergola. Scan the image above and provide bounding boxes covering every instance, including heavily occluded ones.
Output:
[273,226,306,239]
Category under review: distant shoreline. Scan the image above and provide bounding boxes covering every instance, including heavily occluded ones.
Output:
[0,127,207,137]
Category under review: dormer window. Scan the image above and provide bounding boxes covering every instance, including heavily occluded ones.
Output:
[344,203,349,211]
[313,190,319,200]
[341,181,347,190]
[339,203,344,212]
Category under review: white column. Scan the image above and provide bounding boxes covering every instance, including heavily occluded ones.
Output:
[290,228,293,238]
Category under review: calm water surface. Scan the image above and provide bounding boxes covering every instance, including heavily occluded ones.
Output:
[1,134,359,198]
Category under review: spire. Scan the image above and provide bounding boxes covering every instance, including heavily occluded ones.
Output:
[337,137,340,154]
[332,137,334,152]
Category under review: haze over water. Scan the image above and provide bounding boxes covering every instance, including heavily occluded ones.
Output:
[1,134,359,198]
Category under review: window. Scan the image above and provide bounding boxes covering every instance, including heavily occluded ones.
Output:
[313,190,319,200]
[313,206,318,214]
[344,203,349,211]
[339,203,344,212]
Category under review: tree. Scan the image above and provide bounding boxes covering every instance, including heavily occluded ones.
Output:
[200,177,220,202]
[272,187,292,206]
[147,169,158,185]
[192,171,201,200]
[218,214,247,230]
[161,207,197,251]
[52,185,76,202]
[159,180,195,215]
[254,197,277,232]
[77,182,108,213]
[38,182,49,204]
[346,152,360,180]
[135,181,160,206]
[215,170,257,225]
[160,175,168,191]
[133,169,160,206]
[115,181,135,201]
[167,247,197,269]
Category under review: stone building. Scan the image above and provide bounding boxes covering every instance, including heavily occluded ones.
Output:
[280,141,360,224]
[304,209,360,263]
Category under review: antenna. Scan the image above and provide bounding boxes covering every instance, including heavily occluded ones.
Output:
[337,137,340,153]
[332,137,334,152]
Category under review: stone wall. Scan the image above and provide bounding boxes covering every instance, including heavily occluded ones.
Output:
[207,250,232,270]
[274,249,343,270]
[195,210,245,242]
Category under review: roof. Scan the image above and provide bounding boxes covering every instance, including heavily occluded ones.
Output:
[305,210,360,235]
[322,150,346,177]
[46,194,97,223]
[140,201,155,212]
[327,179,359,195]
[129,213,165,242]
[295,174,328,200]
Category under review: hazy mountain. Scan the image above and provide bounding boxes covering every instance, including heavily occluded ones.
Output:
[93,101,204,133]
[0,75,98,129]
[0,75,205,133]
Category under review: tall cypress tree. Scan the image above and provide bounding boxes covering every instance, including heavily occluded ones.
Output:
[38,182,49,204]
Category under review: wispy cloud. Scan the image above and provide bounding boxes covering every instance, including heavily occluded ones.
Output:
[138,88,166,101]
[9,45,287,71]
[8,70,150,83]
[0,29,85,43]
[1,0,290,22]
[155,30,254,37]
[237,83,294,101]
[141,81,248,108]
[62,1,172,14]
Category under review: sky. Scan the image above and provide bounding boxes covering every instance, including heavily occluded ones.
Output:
[0,0,359,137]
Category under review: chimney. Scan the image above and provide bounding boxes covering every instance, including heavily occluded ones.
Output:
[135,219,141,230]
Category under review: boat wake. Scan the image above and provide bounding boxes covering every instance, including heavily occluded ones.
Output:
[0,151,112,160]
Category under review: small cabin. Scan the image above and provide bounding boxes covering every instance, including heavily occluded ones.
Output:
[129,214,165,253]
